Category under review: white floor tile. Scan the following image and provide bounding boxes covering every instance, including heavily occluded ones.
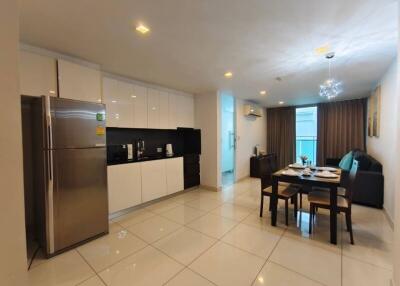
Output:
[98,246,184,286]
[189,241,264,286]
[222,223,281,258]
[27,250,94,286]
[127,215,181,243]
[165,269,215,286]
[253,262,323,286]
[160,205,206,224]
[145,200,182,214]
[187,213,238,238]
[210,203,253,221]
[270,237,341,286]
[185,197,222,211]
[112,209,156,228]
[78,275,106,286]
[77,230,147,272]
[153,227,216,265]
[342,256,393,286]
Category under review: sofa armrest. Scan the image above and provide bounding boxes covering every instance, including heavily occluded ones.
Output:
[325,158,341,167]
[352,170,384,208]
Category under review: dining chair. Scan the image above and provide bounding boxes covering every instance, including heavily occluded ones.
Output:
[308,160,358,244]
[259,154,300,226]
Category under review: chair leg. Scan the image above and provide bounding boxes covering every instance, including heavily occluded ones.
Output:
[346,210,354,245]
[309,204,313,234]
[293,195,298,219]
[269,197,272,211]
[259,193,264,217]
[299,193,303,209]
[285,199,289,226]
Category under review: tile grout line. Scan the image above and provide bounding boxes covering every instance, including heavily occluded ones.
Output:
[75,249,108,286]
[249,225,287,286]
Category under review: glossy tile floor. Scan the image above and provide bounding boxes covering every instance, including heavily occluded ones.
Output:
[26,178,394,286]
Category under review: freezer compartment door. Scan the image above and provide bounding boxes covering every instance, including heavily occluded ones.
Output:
[51,147,108,253]
[48,97,106,149]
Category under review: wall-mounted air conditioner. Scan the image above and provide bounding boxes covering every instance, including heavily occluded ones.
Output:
[243,104,262,117]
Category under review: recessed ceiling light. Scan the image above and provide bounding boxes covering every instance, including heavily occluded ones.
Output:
[136,24,150,34]
[224,71,233,78]
[112,100,117,103]
[314,44,331,55]
[49,90,56,94]
[279,101,284,105]
[131,95,137,98]
[97,99,102,102]
[260,90,267,95]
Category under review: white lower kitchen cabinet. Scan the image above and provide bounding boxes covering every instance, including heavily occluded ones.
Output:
[107,163,142,214]
[141,160,167,202]
[166,157,184,195]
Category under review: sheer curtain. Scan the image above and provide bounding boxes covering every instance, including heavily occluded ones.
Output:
[266,107,296,168]
[317,98,366,166]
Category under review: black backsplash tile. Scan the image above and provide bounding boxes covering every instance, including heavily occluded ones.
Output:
[106,128,184,156]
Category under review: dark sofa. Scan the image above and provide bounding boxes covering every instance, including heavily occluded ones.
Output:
[327,150,384,209]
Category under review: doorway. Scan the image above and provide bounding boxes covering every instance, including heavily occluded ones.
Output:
[220,94,236,186]
[295,106,318,165]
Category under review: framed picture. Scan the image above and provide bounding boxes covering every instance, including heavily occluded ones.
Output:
[368,86,381,137]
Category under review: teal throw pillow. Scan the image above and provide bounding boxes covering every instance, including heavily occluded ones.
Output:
[339,151,353,171]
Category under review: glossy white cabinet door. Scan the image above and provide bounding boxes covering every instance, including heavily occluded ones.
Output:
[147,88,160,129]
[176,94,194,128]
[168,93,178,129]
[166,157,184,195]
[58,59,101,103]
[182,95,194,128]
[133,85,148,128]
[107,163,142,214]
[103,77,134,128]
[19,51,58,97]
[159,91,169,129]
[141,160,167,202]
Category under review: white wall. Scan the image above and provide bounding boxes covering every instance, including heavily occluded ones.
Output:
[195,92,220,189]
[0,1,29,284]
[235,99,267,180]
[366,61,398,222]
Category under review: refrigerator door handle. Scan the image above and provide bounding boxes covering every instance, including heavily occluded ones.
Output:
[45,96,55,254]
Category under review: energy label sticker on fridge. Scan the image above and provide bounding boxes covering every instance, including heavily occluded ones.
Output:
[96,125,105,136]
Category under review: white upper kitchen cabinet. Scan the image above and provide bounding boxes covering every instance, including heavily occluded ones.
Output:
[58,59,101,103]
[147,88,160,129]
[132,84,148,128]
[159,91,169,129]
[103,77,134,128]
[19,50,58,97]
[107,163,142,214]
[168,93,178,129]
[176,94,195,128]
[166,157,184,195]
[141,160,167,202]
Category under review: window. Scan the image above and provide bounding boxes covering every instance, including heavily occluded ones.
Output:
[296,106,317,165]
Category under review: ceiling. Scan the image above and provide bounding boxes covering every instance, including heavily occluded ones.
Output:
[20,0,397,107]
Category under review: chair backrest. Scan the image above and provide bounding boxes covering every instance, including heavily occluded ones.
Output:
[345,159,359,201]
[260,153,278,190]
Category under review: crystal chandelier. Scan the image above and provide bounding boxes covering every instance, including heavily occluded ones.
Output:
[319,52,342,99]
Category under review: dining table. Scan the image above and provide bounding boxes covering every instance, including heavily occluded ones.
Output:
[270,166,342,244]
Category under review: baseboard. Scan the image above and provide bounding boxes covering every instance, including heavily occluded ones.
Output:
[383,207,394,230]
[200,184,222,192]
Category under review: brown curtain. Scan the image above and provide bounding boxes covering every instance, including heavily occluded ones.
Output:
[267,107,296,168]
[317,99,366,166]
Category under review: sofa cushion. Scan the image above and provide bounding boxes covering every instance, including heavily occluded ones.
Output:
[353,150,372,171]
[339,151,353,171]
[368,157,383,173]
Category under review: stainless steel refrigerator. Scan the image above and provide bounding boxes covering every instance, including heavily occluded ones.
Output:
[33,96,108,257]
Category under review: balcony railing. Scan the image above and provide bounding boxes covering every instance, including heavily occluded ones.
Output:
[296,136,317,165]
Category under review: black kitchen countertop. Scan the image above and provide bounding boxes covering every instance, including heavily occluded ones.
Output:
[107,154,183,166]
